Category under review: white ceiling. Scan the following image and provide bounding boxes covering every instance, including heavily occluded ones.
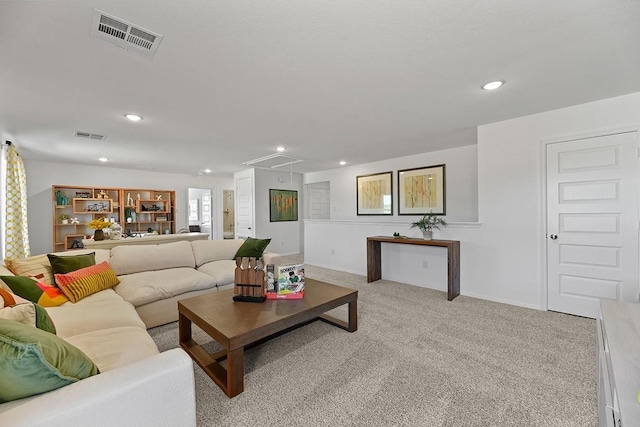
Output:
[1,1,639,176]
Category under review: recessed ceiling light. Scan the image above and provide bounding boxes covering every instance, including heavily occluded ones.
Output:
[482,80,504,91]
[204,169,211,173]
[98,157,109,162]
[124,114,143,122]
[339,161,346,166]
[276,146,286,152]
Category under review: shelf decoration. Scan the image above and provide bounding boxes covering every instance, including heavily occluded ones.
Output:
[87,217,111,241]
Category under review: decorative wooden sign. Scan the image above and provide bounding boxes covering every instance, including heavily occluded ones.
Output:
[232,257,266,302]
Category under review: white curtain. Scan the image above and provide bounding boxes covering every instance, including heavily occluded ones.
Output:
[1,143,30,259]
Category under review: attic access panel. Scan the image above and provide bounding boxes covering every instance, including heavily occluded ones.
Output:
[242,154,304,169]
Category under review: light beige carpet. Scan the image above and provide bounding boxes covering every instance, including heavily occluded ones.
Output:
[149,260,597,427]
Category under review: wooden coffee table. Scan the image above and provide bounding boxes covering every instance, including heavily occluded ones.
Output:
[178,278,358,397]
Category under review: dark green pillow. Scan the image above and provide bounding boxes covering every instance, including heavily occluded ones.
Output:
[0,319,99,403]
[47,252,96,276]
[234,238,271,258]
[33,303,57,334]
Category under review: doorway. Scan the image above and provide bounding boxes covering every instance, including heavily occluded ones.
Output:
[223,190,235,239]
[546,131,639,318]
[187,187,214,240]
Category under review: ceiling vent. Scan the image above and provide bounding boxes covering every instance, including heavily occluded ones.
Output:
[91,9,163,58]
[243,153,305,169]
[74,130,105,141]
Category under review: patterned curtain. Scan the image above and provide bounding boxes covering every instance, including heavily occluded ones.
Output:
[4,144,30,259]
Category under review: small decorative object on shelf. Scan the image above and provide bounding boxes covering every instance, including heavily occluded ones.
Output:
[96,190,109,199]
[232,257,266,302]
[87,217,112,241]
[70,217,79,224]
[410,211,448,240]
[109,222,122,240]
[266,264,304,300]
[55,191,68,205]
[59,214,70,224]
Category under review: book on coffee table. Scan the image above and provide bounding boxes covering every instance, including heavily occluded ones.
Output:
[265,263,305,299]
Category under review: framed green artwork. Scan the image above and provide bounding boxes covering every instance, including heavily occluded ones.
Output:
[269,189,298,222]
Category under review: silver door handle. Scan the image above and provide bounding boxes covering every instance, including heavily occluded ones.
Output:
[550,234,558,240]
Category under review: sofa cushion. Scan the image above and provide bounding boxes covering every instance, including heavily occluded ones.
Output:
[196,259,236,286]
[234,237,271,258]
[47,252,96,276]
[109,241,196,275]
[114,268,217,307]
[191,239,243,267]
[46,289,145,339]
[54,261,120,303]
[0,302,56,334]
[64,326,159,372]
[0,276,69,307]
[0,319,99,403]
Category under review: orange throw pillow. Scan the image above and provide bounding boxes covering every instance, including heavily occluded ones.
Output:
[54,261,119,303]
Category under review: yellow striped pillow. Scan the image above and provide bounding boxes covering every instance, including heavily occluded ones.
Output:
[54,262,119,303]
[5,255,55,285]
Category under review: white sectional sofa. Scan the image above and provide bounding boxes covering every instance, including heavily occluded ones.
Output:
[110,239,280,327]
[0,238,279,426]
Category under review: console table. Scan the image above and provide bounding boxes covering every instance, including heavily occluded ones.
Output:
[366,236,460,301]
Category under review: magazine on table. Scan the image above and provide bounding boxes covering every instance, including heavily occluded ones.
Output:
[265,263,305,299]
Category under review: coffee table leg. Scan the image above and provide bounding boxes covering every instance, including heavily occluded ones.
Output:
[226,347,244,398]
[179,312,192,342]
[347,299,358,332]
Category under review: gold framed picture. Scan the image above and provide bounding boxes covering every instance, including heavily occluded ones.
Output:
[356,171,393,215]
[398,164,445,215]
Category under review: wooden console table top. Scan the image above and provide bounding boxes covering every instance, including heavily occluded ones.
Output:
[366,235,460,301]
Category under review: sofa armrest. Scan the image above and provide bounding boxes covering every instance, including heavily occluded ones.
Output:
[263,252,283,268]
[0,349,196,427]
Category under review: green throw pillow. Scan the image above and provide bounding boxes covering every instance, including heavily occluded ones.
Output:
[0,319,99,403]
[234,238,271,258]
[33,303,57,334]
[0,275,69,307]
[47,253,96,277]
[0,302,57,334]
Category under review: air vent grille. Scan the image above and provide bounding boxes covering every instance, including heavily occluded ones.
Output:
[75,131,105,141]
[92,9,163,58]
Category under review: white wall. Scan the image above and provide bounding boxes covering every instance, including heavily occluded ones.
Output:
[237,168,303,256]
[304,92,640,310]
[25,159,233,255]
[305,144,478,222]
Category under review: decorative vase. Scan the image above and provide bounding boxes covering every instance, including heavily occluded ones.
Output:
[61,219,68,225]
[422,230,433,240]
[94,229,104,241]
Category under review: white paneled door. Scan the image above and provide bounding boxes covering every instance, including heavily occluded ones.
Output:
[547,131,639,318]
[308,188,330,219]
[236,176,253,239]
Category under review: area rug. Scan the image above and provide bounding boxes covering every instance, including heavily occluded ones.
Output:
[148,264,597,427]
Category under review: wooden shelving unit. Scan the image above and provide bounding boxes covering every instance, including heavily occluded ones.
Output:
[52,186,176,252]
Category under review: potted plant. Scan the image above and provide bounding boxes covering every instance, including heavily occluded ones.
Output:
[410,211,448,240]
[87,217,112,241]
[59,214,70,224]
